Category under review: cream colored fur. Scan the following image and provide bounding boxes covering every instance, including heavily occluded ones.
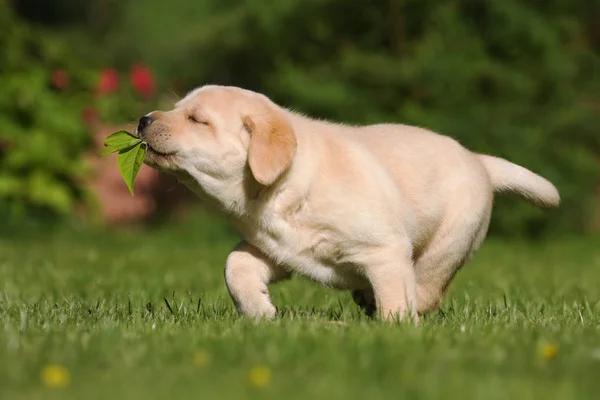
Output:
[138,85,560,323]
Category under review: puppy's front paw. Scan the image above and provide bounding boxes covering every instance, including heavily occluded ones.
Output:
[235,299,277,320]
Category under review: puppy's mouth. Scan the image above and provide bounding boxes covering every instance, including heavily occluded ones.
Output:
[134,128,177,159]
[145,143,176,157]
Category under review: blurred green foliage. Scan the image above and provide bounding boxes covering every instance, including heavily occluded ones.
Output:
[0,2,92,216]
[1,1,161,219]
[5,0,600,235]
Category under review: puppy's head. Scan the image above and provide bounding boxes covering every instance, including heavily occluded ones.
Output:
[137,85,297,190]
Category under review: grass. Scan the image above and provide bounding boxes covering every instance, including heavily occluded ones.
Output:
[1,210,599,400]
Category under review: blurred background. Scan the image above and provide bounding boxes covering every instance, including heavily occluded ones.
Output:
[1,0,599,237]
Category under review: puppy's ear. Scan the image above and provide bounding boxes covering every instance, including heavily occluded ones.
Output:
[243,109,297,186]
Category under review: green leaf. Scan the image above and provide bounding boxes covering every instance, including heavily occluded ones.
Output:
[117,142,147,196]
[104,130,137,146]
[101,138,142,156]
[103,131,142,155]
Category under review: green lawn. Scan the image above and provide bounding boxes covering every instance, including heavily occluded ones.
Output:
[1,211,599,400]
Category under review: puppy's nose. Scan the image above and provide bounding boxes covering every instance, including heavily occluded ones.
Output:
[137,116,153,134]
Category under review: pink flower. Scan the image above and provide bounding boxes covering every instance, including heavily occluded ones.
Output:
[51,69,69,89]
[130,64,155,97]
[97,68,119,95]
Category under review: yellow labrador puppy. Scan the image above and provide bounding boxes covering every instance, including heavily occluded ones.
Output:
[137,85,559,322]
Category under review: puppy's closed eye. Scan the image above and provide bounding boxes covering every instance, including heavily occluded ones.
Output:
[188,114,209,125]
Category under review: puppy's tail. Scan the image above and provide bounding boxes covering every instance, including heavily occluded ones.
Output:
[476,154,560,208]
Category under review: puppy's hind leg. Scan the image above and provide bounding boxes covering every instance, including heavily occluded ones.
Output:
[414,207,492,314]
[361,243,418,323]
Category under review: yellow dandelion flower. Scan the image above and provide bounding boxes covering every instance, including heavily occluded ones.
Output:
[538,343,559,360]
[41,364,71,388]
[193,350,211,367]
[248,364,271,388]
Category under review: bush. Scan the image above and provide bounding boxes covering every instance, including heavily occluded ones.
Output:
[0,2,161,218]
[0,4,92,216]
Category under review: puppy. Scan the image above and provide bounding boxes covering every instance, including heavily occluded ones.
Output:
[137,85,559,322]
